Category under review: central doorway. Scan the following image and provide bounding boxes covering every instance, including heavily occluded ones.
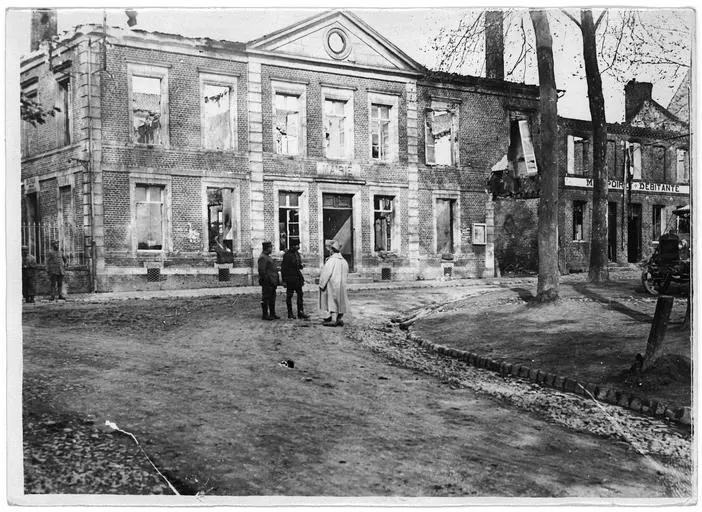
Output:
[322,193,354,271]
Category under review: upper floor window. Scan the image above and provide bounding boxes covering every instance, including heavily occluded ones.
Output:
[368,92,399,162]
[200,73,237,151]
[274,93,301,155]
[676,148,689,184]
[323,88,354,160]
[509,119,538,176]
[627,141,642,180]
[425,101,459,166]
[129,63,169,146]
[56,78,71,147]
[567,135,587,176]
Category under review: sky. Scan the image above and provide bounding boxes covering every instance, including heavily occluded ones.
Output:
[8,6,693,122]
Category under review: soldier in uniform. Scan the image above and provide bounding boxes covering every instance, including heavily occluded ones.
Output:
[280,241,310,320]
[22,245,37,303]
[257,241,280,320]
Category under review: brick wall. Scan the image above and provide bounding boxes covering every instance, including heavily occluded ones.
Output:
[172,176,204,252]
[103,171,131,252]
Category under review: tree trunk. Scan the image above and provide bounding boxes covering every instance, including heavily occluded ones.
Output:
[641,295,674,371]
[581,10,610,283]
[530,10,560,302]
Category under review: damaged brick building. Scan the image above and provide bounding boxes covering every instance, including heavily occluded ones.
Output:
[20,9,541,292]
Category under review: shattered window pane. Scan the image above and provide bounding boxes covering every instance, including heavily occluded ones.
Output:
[275,93,299,155]
[371,104,391,160]
[136,185,164,250]
[324,99,347,159]
[279,191,302,250]
[207,188,234,252]
[374,195,394,251]
[132,75,162,145]
[425,109,455,166]
[203,84,231,150]
[436,198,454,254]
[573,201,585,241]
[677,149,689,184]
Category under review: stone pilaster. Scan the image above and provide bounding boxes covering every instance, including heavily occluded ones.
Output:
[406,81,420,266]
[248,60,265,273]
[485,197,496,277]
[77,37,105,289]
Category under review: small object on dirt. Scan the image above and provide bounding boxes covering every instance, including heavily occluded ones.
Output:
[278,359,294,368]
[378,376,389,380]
[339,460,347,464]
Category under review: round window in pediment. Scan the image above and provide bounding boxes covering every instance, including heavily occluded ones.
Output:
[324,27,351,60]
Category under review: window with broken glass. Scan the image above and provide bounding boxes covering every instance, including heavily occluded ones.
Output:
[202,83,234,150]
[56,78,71,147]
[436,198,455,254]
[509,119,538,176]
[136,185,164,250]
[207,188,235,252]
[324,98,348,159]
[132,75,164,145]
[676,148,689,184]
[374,196,394,251]
[371,104,391,161]
[572,201,586,241]
[567,135,587,176]
[425,105,458,166]
[626,141,642,180]
[279,191,301,251]
[274,93,300,155]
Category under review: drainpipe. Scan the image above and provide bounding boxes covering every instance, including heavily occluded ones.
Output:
[87,38,97,292]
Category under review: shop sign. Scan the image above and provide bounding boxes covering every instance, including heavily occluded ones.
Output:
[565,176,689,195]
[316,161,361,178]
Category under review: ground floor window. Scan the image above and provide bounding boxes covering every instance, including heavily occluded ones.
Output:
[207,188,235,252]
[279,191,301,250]
[136,185,164,250]
[374,195,394,251]
[436,198,455,254]
[652,205,664,241]
[572,201,586,241]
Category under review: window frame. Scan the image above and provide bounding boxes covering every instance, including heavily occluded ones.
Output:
[373,195,395,252]
[322,87,354,161]
[627,141,642,180]
[676,148,689,184]
[572,200,587,242]
[272,182,310,255]
[425,99,460,167]
[271,80,307,157]
[199,72,238,151]
[567,135,587,176]
[432,190,461,255]
[652,204,665,241]
[368,92,400,163]
[127,62,170,147]
[55,75,72,148]
[129,174,171,254]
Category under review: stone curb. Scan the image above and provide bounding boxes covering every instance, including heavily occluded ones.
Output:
[406,331,691,427]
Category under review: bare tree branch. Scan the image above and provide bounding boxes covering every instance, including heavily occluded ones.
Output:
[560,8,581,28]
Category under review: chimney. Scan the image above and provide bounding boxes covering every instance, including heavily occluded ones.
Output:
[30,9,57,52]
[485,10,504,80]
[624,80,653,121]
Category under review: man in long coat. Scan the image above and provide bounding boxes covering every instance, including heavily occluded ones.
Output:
[22,245,37,303]
[318,240,349,327]
[257,241,280,320]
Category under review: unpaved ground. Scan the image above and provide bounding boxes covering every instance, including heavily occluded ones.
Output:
[21,284,692,497]
[412,280,691,407]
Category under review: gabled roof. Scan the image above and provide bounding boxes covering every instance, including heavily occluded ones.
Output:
[247,9,424,74]
[629,98,688,133]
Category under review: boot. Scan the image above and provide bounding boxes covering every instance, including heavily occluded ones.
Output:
[261,302,271,321]
[286,297,296,319]
[268,301,280,320]
[297,309,310,320]
[296,296,309,319]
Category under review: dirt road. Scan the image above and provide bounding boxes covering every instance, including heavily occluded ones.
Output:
[21,284,691,497]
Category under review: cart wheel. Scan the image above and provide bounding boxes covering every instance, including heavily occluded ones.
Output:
[641,271,660,295]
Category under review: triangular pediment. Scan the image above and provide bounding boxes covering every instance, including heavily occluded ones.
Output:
[247,10,423,73]
[630,100,688,132]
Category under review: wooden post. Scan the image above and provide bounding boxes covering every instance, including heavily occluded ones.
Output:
[641,295,674,371]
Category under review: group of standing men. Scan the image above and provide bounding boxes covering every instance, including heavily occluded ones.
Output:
[22,241,68,303]
[257,239,349,327]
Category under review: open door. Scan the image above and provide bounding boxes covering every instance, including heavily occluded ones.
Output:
[322,193,354,271]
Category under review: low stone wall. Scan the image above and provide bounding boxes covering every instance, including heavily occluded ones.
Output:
[27,266,92,296]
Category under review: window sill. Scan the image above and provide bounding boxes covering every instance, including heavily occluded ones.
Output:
[572,240,588,244]
[130,143,169,150]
